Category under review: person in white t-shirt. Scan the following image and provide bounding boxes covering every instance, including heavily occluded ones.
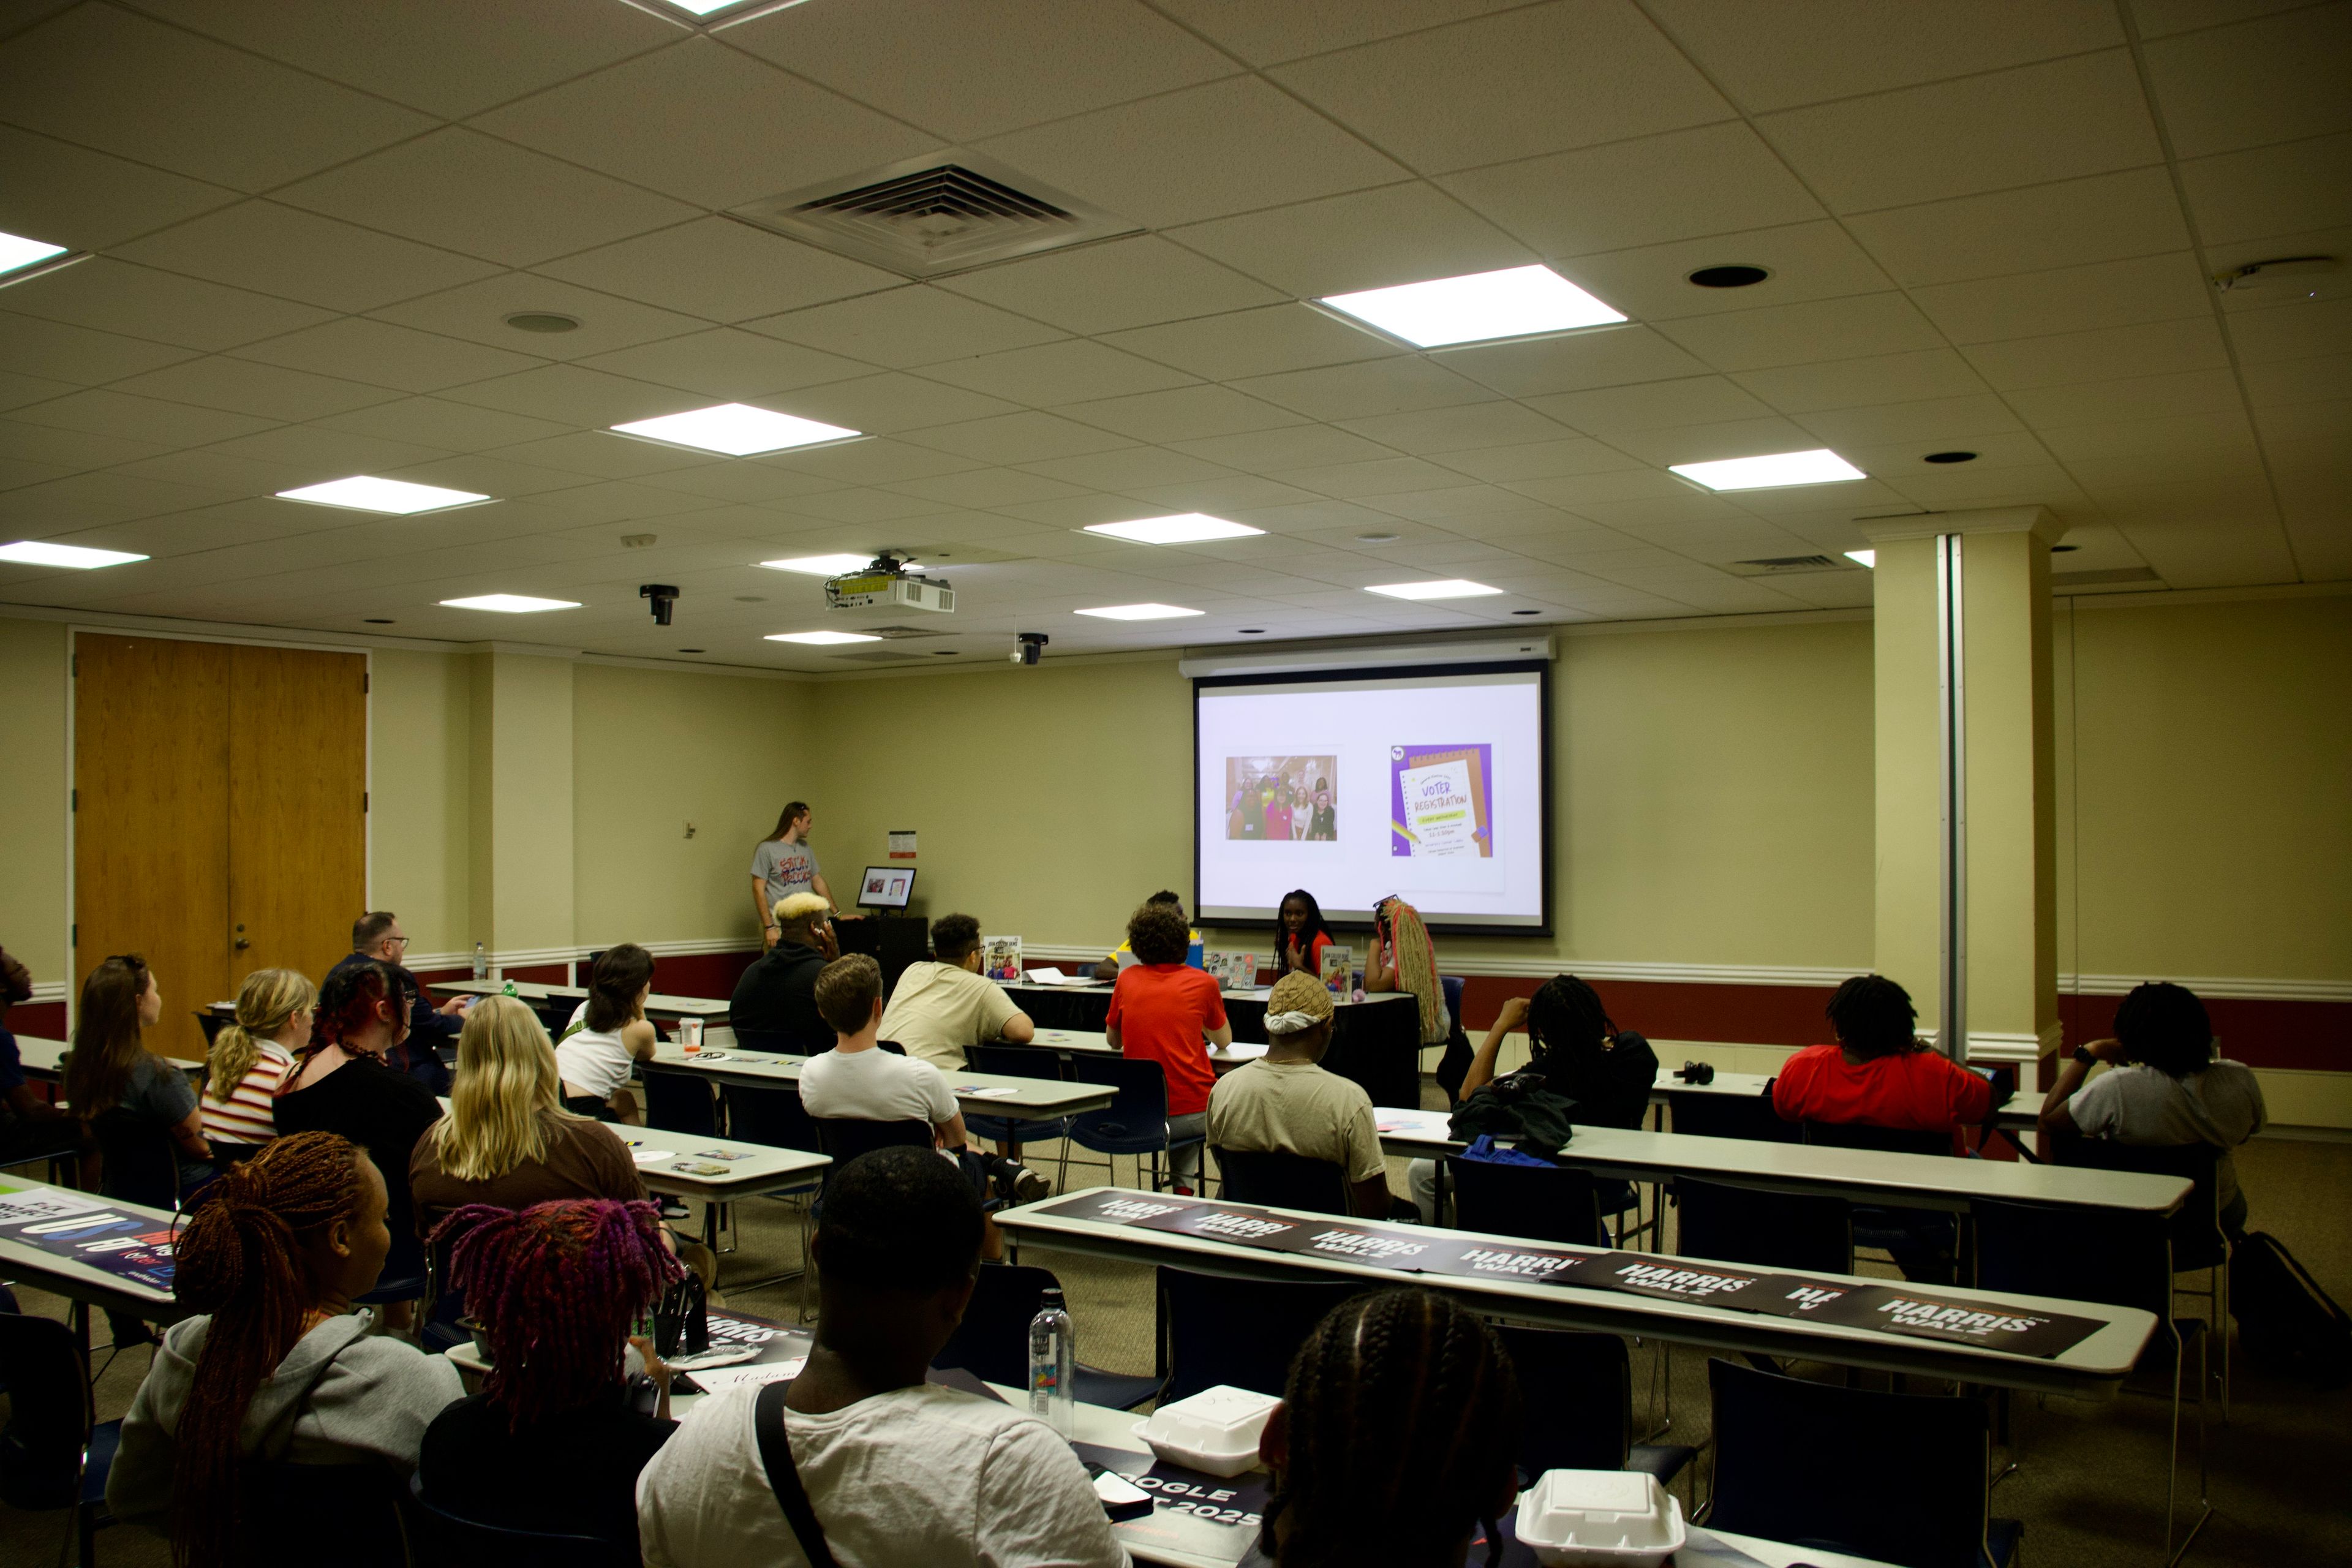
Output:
[878,913,1035,1072]
[636,1144,1127,1568]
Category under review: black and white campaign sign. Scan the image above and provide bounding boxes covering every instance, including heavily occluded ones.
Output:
[1740,1276,1880,1321]
[1074,1441,1269,1566]
[1587,1252,1767,1305]
[1286,1222,1439,1269]
[1130,1203,1322,1251]
[1038,1191,1199,1226]
[1416,1237,1596,1284]
[1810,1288,2108,1358]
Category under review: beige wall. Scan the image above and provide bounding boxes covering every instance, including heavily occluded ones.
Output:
[0,618,68,984]
[369,648,470,955]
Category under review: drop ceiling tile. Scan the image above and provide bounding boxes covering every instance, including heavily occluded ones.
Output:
[576,330,873,401]
[2226,295,2352,363]
[0,470,238,529]
[1434,326,1713,399]
[777,374,1023,435]
[728,0,1237,143]
[2108,510,2297,587]
[0,4,433,191]
[884,468,1090,509]
[1169,424,1395,473]
[922,340,1197,405]
[2176,132,2352,244]
[2241,352,2352,406]
[535,219,903,325]
[765,486,956,526]
[1504,468,1697,508]
[2141,4,2352,159]
[1655,293,1947,372]
[0,311,200,385]
[899,411,1139,465]
[1232,357,1499,421]
[309,396,572,454]
[745,287,1066,369]
[761,436,986,487]
[374,454,593,501]
[1441,123,1825,258]
[114,201,502,314]
[1756,52,2163,215]
[9,387,277,447]
[368,275,710,363]
[275,129,699,270]
[1431,437,1651,484]
[2007,367,2250,428]
[499,480,734,528]
[1019,447,1241,491]
[1912,253,2212,344]
[936,236,1284,336]
[1795,394,2027,447]
[436,364,688,429]
[626,458,854,506]
[1057,384,1310,443]
[471,39,943,211]
[0,258,336,352]
[162,423,448,477]
[1843,429,2057,477]
[1372,483,1581,523]
[1603,415,1822,466]
[1122,475,1329,514]
[2252,398,2352,442]
[1149,0,1525,66]
[1268,1,1732,173]
[975,77,1409,231]
[987,494,1159,529]
[1877,458,2083,506]
[1559,221,1899,323]
[1335,401,1573,455]
[1644,0,2120,112]
[105,446,363,500]
[1732,348,1994,413]
[0,371,77,414]
[126,0,682,119]
[231,318,549,395]
[1267,455,1483,499]
[107,357,404,423]
[2129,0,2324,39]
[2040,410,2262,465]
[1101,306,1403,382]
[1526,375,1774,433]
[1961,314,2231,389]
[1845,167,2193,288]
[1169,183,1532,298]
[0,123,239,252]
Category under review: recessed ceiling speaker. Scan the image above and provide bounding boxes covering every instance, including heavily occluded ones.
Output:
[1923,451,1978,464]
[1687,265,1771,288]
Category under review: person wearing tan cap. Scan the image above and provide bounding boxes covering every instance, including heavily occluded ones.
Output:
[1207,972,1393,1218]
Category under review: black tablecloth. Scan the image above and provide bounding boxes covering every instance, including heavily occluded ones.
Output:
[1004,984,1424,1108]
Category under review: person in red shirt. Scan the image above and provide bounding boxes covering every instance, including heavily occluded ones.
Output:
[1272,889,1334,983]
[1106,900,1231,1196]
[1772,975,1995,1134]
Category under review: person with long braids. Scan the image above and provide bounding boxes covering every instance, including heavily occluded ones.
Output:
[273,959,443,1325]
[66,953,212,1200]
[417,1198,684,1555]
[1366,897,1466,1095]
[200,967,315,1166]
[1250,1287,1521,1568]
[107,1132,464,1566]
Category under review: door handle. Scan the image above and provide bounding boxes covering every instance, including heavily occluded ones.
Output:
[233,938,251,951]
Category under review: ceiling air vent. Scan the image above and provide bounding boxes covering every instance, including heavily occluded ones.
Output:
[861,624,947,640]
[731,154,1139,279]
[1723,554,1853,576]
[2052,566,2161,590]
[829,648,930,663]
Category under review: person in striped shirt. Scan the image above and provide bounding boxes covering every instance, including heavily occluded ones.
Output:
[200,968,314,1162]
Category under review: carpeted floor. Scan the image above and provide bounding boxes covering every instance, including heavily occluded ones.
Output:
[6,1114,2345,1567]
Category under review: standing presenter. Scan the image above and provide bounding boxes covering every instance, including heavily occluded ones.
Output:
[752,801,840,949]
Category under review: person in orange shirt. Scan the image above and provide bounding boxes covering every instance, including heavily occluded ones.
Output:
[1105,900,1232,1196]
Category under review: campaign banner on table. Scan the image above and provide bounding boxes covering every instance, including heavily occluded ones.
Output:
[1038,1191,1200,1226]
[1578,1252,1771,1306]
[1738,1276,1882,1321]
[0,1182,178,1294]
[1803,1287,2108,1359]
[1131,1203,1322,1252]
[1414,1237,1598,1286]
[1076,1440,1270,1567]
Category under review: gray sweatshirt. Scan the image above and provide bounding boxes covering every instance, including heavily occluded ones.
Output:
[107,1310,465,1531]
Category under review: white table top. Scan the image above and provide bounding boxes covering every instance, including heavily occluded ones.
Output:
[11,1035,68,1079]
[434,1096,826,1200]
[1017,1028,1268,1068]
[999,1186,2154,1400]
[1651,1068,1777,1100]
[1007,979,1415,1012]
[641,1044,1115,1122]
[0,1174,184,1316]
[439,978,731,1016]
[1374,1108,2188,1215]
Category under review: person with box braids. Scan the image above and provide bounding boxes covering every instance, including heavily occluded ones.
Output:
[417,1197,685,1555]
[1251,1287,1522,1568]
[108,1131,464,1568]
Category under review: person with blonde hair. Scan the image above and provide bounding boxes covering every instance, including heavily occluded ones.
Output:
[202,967,315,1163]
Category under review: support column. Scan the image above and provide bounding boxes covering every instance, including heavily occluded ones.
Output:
[467,648,575,965]
[1864,507,2063,1076]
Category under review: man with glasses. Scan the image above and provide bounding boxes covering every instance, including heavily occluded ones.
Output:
[329,911,468,1091]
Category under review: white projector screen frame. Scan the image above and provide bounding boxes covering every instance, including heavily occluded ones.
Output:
[1193,659,1553,937]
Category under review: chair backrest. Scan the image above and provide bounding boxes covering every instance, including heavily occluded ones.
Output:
[968,1044,1065,1082]
[2053,1133,2225,1268]
[1667,1088,1797,1143]
[1972,1196,2174,1321]
[409,1472,636,1568]
[876,1039,906,1056]
[1803,1120,1953,1158]
[639,1072,718,1138]
[1675,1176,1852,1275]
[933,1262,1063,1387]
[0,1310,92,1512]
[1496,1327,1630,1477]
[1440,975,1466,1025]
[723,1084,823,1153]
[88,1107,181,1208]
[249,1461,411,1567]
[1214,1148,1351,1216]
[1446,1155,1605,1248]
[1067,1055,1175,1153]
[812,1117,934,1167]
[1707,1357,1992,1568]
[730,1027,802,1056]
[1158,1265,1367,1404]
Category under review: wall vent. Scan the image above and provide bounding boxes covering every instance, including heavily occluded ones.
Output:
[2052,566,2161,590]
[1723,554,1852,576]
[731,153,1139,279]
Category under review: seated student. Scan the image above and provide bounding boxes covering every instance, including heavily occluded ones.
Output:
[555,943,660,1121]
[2040,981,2266,1235]
[635,1145,1124,1568]
[274,959,443,1325]
[1107,900,1231,1196]
[1208,973,1390,1217]
[1771,974,1994,1133]
[330,911,469,1094]
[729,892,836,1050]
[0,945,81,1167]
[420,1198,684,1556]
[1270,889,1335,982]
[1249,1287,1520,1568]
[107,1132,466,1566]
[1090,888,1200,982]
[200,967,314,1164]
[878,912,1036,1071]
[66,953,212,1200]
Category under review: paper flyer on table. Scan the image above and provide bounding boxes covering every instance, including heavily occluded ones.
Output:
[1389,744,1493,859]
[982,935,1023,982]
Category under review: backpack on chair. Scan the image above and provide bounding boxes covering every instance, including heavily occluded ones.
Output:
[2230,1231,2352,1389]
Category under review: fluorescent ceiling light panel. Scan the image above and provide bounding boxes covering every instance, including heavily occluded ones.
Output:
[657,0,763,13]
[439,594,579,613]
[0,231,70,278]
[758,554,901,576]
[1318,265,1626,348]
[612,404,859,456]
[1075,603,1204,620]
[0,540,148,569]
[1083,514,1265,546]
[1670,450,1866,491]
[1364,579,1503,601]
[766,630,880,644]
[278,476,491,514]
[1844,549,1875,568]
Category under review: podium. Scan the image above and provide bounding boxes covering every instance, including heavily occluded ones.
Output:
[837,914,928,998]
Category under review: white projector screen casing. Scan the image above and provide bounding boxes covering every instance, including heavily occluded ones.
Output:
[1194,660,1551,934]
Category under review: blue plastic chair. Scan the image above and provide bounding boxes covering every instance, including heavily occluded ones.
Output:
[0,1309,117,1567]
[1061,1055,1202,1194]
[1156,1266,1366,1404]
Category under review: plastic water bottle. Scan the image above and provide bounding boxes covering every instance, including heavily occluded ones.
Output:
[472,941,488,981]
[1028,1287,1074,1438]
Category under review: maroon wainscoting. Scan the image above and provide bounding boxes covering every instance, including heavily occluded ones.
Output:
[414,951,762,1001]
[2060,992,2350,1072]
[7,1001,66,1038]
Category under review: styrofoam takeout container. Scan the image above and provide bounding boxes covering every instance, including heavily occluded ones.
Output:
[1512,1469,1686,1568]
[1129,1384,1281,1477]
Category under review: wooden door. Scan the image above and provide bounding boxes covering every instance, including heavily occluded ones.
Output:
[72,635,232,1061]
[227,645,368,990]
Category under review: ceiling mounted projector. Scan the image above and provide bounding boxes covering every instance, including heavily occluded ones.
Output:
[823,552,953,614]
